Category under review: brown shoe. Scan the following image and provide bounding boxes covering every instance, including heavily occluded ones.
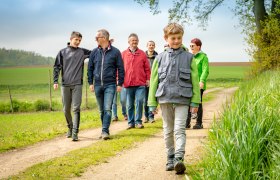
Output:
[136,124,144,129]
[143,117,149,123]
[127,125,135,130]
[124,115,128,121]
[112,117,118,122]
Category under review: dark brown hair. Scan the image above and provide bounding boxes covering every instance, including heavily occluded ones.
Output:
[191,38,202,47]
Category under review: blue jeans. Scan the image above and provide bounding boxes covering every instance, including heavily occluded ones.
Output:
[126,86,146,126]
[144,86,154,119]
[94,84,116,134]
[112,88,127,118]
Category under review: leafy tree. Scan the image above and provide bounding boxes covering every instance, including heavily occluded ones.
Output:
[135,0,280,73]
[0,48,54,67]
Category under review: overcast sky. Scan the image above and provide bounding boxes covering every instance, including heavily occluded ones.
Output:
[0,0,250,62]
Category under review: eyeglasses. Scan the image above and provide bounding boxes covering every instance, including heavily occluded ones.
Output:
[95,36,104,41]
[190,45,196,48]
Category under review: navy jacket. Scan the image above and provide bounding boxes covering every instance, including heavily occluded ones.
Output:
[87,45,124,86]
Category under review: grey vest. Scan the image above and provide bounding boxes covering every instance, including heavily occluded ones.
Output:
[155,48,193,105]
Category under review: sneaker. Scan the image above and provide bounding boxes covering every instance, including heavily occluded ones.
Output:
[193,123,203,129]
[127,124,135,130]
[124,115,128,121]
[143,117,149,123]
[102,132,110,140]
[185,123,191,129]
[112,116,118,122]
[149,118,155,123]
[166,155,174,171]
[66,128,72,138]
[174,158,186,174]
[72,132,78,141]
[136,124,144,129]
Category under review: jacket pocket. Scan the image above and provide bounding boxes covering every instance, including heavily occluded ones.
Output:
[179,87,193,98]
[178,68,192,87]
[158,67,167,81]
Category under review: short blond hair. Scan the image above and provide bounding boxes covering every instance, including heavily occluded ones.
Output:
[163,23,184,39]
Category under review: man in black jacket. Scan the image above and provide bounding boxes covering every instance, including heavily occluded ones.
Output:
[53,31,91,141]
[88,29,124,140]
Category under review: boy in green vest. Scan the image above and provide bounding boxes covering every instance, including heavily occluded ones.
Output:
[148,23,200,174]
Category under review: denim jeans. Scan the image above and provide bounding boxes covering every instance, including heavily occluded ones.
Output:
[94,84,116,134]
[160,103,188,158]
[126,86,146,126]
[112,88,127,118]
[144,86,154,119]
[61,85,82,132]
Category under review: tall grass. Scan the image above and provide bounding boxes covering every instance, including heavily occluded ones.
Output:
[200,70,280,179]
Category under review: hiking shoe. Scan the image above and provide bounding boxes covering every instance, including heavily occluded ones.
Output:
[166,155,175,171]
[149,118,155,123]
[102,132,110,140]
[186,123,191,129]
[72,132,78,141]
[143,117,149,123]
[136,124,144,129]
[174,158,186,174]
[66,128,72,138]
[124,115,128,121]
[112,116,118,122]
[193,123,203,129]
[127,125,135,130]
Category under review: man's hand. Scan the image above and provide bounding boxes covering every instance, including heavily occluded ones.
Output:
[190,106,198,113]
[117,85,122,92]
[146,80,150,87]
[53,84,58,90]
[199,82,204,89]
[89,85,94,92]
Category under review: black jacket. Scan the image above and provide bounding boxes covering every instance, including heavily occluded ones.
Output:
[53,46,91,86]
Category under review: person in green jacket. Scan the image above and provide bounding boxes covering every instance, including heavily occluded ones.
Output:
[148,23,200,174]
[186,38,209,129]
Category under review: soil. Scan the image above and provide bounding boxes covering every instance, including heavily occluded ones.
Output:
[0,87,237,179]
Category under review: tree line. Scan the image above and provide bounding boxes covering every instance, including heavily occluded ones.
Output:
[0,48,55,67]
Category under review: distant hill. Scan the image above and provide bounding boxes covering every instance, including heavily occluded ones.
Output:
[0,48,55,67]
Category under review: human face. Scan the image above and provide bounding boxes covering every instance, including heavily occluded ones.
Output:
[70,37,82,48]
[147,42,155,52]
[95,32,105,46]
[128,36,139,50]
[190,43,200,54]
[165,33,183,49]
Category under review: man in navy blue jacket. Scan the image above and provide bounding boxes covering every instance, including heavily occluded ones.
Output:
[88,29,124,140]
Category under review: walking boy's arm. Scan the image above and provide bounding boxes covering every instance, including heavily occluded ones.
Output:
[190,58,201,106]
[148,58,159,108]
[53,51,62,85]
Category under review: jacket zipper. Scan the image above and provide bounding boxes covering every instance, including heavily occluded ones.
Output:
[101,49,107,86]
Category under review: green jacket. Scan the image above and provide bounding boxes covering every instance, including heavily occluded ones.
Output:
[194,51,209,90]
[148,51,200,108]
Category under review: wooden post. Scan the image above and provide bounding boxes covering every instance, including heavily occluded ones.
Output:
[8,86,13,113]
[49,69,52,111]
[85,76,88,109]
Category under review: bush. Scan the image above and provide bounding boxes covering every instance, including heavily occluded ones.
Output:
[33,99,50,111]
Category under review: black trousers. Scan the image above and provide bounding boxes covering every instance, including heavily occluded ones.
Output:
[186,89,204,125]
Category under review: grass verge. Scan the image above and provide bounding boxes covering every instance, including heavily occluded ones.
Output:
[192,70,280,179]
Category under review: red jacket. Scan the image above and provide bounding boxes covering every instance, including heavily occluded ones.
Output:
[122,48,151,87]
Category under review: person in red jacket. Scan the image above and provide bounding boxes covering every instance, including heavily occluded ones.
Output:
[122,33,151,129]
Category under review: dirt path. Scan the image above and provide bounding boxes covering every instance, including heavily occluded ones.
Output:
[74,87,237,180]
[0,87,236,179]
